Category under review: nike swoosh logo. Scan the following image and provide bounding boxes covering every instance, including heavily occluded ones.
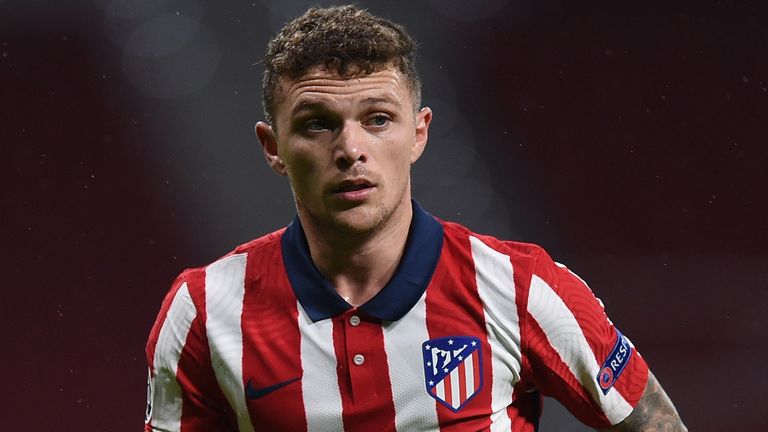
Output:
[245,377,301,400]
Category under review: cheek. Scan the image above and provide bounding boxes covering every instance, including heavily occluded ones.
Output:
[382,141,415,173]
[284,152,321,192]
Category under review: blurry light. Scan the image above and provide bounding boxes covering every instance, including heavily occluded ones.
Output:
[124,14,199,57]
[121,14,220,99]
[93,0,173,19]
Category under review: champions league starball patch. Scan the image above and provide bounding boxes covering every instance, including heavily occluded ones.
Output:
[422,336,483,412]
[145,368,154,424]
[597,329,632,395]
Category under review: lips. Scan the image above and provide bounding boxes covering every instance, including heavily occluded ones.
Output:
[333,179,374,193]
[331,178,376,201]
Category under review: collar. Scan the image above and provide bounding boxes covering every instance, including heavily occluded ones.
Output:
[281,200,444,322]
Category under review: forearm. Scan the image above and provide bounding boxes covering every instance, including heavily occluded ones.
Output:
[600,372,687,432]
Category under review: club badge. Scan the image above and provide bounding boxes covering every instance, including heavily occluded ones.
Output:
[422,336,483,412]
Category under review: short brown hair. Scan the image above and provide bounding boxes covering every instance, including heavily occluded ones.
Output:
[261,5,421,125]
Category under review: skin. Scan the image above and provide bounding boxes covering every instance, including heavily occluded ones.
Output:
[602,372,688,432]
[256,64,686,431]
[256,66,431,306]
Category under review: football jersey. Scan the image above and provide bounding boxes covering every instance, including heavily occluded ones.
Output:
[145,201,648,431]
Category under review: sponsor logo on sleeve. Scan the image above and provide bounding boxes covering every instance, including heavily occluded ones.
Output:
[144,368,153,424]
[422,336,483,412]
[596,329,632,395]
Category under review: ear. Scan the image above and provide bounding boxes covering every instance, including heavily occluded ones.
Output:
[255,121,287,176]
[410,107,432,164]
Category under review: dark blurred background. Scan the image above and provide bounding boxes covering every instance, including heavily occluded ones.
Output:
[3,0,766,430]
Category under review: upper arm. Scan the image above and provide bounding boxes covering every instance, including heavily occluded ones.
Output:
[145,275,236,431]
[599,371,687,432]
[524,249,650,427]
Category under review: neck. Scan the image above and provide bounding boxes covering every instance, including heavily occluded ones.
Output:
[299,200,413,307]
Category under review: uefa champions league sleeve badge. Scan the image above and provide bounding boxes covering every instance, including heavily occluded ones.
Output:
[422,336,483,412]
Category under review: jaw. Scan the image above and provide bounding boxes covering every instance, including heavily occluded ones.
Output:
[296,179,413,241]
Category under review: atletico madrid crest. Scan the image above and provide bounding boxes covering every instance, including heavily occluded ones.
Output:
[422,336,483,412]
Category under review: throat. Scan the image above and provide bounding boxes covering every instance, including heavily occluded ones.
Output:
[298,198,414,306]
[336,282,385,307]
[316,229,408,307]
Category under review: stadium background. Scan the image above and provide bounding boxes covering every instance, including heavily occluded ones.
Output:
[3,0,766,430]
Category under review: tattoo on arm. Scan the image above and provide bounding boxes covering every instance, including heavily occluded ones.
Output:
[600,372,687,432]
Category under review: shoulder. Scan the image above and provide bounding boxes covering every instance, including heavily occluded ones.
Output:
[167,228,287,304]
[438,219,547,268]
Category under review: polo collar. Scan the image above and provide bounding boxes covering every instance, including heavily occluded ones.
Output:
[281,200,444,322]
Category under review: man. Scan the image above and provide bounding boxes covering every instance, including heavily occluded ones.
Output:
[145,5,686,431]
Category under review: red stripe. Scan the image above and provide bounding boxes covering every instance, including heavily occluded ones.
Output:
[532,250,613,368]
[145,271,191,374]
[240,238,307,431]
[145,274,183,431]
[510,244,539,432]
[176,315,237,430]
[612,347,649,407]
[458,358,467,403]
[506,381,541,432]
[334,311,396,431]
[529,248,649,424]
[525,315,610,428]
[472,350,481,393]
[425,224,493,429]
[154,269,238,429]
[443,373,453,407]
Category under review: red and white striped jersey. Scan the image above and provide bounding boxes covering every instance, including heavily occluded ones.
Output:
[145,202,648,431]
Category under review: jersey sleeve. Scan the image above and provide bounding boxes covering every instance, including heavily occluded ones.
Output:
[522,248,649,428]
[144,270,236,431]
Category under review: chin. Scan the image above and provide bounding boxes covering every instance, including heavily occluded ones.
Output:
[327,205,388,234]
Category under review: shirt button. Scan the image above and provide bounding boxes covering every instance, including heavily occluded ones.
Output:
[349,315,361,326]
[353,354,365,366]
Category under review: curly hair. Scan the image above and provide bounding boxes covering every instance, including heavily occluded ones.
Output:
[262,5,421,125]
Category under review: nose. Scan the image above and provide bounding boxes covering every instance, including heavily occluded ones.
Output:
[334,121,367,169]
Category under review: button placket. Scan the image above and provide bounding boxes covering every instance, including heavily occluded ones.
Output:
[349,315,364,367]
[343,311,384,403]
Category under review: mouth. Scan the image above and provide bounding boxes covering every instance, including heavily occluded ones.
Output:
[331,178,376,201]
[333,178,374,193]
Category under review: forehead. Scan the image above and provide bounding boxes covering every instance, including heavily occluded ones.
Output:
[275,67,411,118]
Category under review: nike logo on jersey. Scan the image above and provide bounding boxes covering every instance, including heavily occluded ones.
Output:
[245,377,301,400]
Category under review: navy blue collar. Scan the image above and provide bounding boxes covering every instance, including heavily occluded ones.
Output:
[281,200,444,322]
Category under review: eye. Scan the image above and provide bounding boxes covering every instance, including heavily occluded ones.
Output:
[303,118,332,132]
[364,114,391,128]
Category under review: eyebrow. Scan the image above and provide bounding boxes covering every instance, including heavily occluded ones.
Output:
[360,96,402,109]
[289,96,403,118]
[290,101,328,118]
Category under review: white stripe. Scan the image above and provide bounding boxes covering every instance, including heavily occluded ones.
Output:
[204,253,254,432]
[470,236,522,431]
[435,380,445,400]
[297,303,345,432]
[464,352,475,396]
[382,292,440,431]
[150,283,196,430]
[528,275,633,424]
[449,366,461,408]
